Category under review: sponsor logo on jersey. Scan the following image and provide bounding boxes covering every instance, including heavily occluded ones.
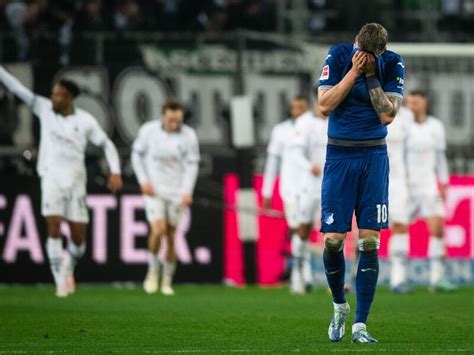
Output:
[319,65,329,80]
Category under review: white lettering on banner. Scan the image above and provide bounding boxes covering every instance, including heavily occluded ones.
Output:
[245,75,299,142]
[140,45,317,73]
[177,74,232,145]
[430,75,472,146]
[445,186,474,257]
[42,66,317,148]
[445,225,466,248]
[2,195,43,263]
[0,194,208,265]
[0,195,6,236]
[88,195,117,264]
[195,247,211,264]
[113,67,170,144]
[120,195,148,263]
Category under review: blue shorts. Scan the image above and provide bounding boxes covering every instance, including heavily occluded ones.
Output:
[320,144,389,233]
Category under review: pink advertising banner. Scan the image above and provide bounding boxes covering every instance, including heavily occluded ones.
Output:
[224,174,474,286]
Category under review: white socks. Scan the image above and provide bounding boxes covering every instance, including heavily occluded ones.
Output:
[302,239,313,285]
[428,237,445,285]
[290,235,314,290]
[65,241,86,275]
[46,238,64,287]
[148,252,160,273]
[389,233,409,288]
[163,260,177,277]
[291,234,304,258]
[291,234,304,291]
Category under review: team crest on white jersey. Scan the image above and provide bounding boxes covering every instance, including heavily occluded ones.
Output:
[320,65,330,80]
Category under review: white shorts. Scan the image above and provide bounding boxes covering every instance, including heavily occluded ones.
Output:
[389,180,410,225]
[283,193,319,229]
[41,179,89,223]
[408,192,446,220]
[144,195,183,226]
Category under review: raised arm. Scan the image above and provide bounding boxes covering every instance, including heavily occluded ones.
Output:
[0,65,51,117]
[317,51,367,116]
[364,55,403,125]
[0,65,35,106]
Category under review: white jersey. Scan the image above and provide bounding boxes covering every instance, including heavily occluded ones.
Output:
[406,116,447,195]
[0,66,121,190]
[263,114,312,200]
[131,120,200,202]
[297,114,328,196]
[33,97,118,188]
[387,106,414,183]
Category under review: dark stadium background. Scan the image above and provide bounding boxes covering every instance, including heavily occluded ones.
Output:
[0,0,473,284]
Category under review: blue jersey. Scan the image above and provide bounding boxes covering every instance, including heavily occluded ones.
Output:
[318,44,405,141]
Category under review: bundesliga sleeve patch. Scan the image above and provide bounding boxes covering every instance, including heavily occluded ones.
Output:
[319,65,329,80]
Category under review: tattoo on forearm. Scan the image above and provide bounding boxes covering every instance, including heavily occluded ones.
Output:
[388,95,402,115]
[368,88,402,117]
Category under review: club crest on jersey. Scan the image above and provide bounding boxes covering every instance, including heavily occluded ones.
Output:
[324,212,334,225]
[320,65,329,80]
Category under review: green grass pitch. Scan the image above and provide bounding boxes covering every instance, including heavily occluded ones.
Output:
[0,285,473,354]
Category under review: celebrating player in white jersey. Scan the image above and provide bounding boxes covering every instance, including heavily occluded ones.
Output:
[262,96,325,294]
[386,106,414,293]
[405,91,456,291]
[0,66,122,297]
[132,99,200,296]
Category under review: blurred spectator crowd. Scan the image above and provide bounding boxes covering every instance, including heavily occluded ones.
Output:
[1,0,474,36]
[0,0,276,35]
[0,0,473,62]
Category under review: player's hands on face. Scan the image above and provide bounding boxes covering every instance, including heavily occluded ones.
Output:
[141,182,155,196]
[351,51,367,75]
[108,174,123,193]
[311,165,322,176]
[262,197,271,210]
[364,53,377,77]
[181,193,193,207]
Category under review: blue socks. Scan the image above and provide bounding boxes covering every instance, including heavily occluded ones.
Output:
[324,237,380,325]
[323,247,346,304]
[355,245,380,324]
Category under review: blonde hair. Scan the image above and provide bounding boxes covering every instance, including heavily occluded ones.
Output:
[357,23,388,55]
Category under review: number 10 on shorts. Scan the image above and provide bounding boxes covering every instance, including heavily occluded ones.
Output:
[376,204,388,223]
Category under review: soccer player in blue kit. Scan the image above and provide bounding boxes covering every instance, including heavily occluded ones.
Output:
[317,23,404,343]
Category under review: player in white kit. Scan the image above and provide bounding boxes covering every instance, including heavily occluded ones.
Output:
[405,91,456,291]
[297,104,328,290]
[132,99,200,296]
[262,97,325,294]
[0,66,122,297]
[386,105,414,293]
